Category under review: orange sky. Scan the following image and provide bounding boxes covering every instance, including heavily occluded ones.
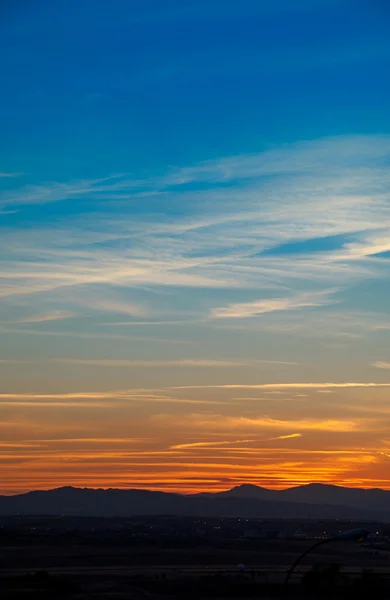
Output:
[2,384,390,495]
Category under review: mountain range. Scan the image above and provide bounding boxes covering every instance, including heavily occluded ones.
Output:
[1,483,390,520]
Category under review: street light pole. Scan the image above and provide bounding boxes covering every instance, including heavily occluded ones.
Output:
[283,538,331,587]
[281,528,369,596]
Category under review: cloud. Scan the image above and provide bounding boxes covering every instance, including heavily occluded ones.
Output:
[170,440,253,450]
[155,413,360,433]
[269,433,302,440]
[85,300,148,318]
[2,134,390,304]
[0,172,21,178]
[36,437,151,444]
[0,398,228,407]
[211,308,390,339]
[0,325,189,344]
[0,389,230,407]
[211,290,337,318]
[0,390,149,400]
[372,362,390,369]
[173,382,390,390]
[171,433,304,444]
[54,358,301,368]
[0,401,121,408]
[100,319,197,327]
[162,135,390,186]
[235,418,357,433]
[234,397,271,401]
[2,127,390,456]
[7,311,75,324]
[54,358,251,368]
[0,174,127,209]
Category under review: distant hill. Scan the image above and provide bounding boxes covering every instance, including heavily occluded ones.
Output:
[1,484,390,520]
[219,483,390,514]
[216,484,277,501]
[279,483,390,512]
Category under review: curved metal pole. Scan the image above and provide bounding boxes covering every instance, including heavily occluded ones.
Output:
[282,538,333,591]
[280,529,368,597]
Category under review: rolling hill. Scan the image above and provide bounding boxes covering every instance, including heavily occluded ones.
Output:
[0,483,389,520]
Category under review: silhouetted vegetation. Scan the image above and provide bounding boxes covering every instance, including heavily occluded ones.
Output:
[0,571,78,599]
[0,568,390,599]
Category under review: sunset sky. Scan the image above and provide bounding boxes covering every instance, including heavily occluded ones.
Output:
[1,0,390,494]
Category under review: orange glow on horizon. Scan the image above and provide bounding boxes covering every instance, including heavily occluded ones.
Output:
[1,385,390,495]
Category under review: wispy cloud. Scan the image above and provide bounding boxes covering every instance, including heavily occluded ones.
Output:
[0,391,150,400]
[372,362,390,369]
[0,325,189,344]
[246,419,357,433]
[2,135,390,306]
[0,174,127,209]
[154,413,360,433]
[7,311,75,324]
[1,130,389,382]
[171,433,304,443]
[0,401,122,408]
[85,300,148,318]
[269,433,302,440]
[2,128,390,484]
[162,135,390,185]
[211,290,337,318]
[173,382,390,390]
[54,358,301,368]
[210,308,390,340]
[170,440,253,450]
[54,358,255,368]
[0,398,228,408]
[0,389,229,407]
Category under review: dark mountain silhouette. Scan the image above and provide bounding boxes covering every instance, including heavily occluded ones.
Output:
[217,484,276,501]
[1,484,390,519]
[279,483,390,512]
[217,483,390,514]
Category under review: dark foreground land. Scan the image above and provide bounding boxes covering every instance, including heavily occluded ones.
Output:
[1,516,390,599]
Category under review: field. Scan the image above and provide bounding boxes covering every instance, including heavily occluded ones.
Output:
[0,516,389,598]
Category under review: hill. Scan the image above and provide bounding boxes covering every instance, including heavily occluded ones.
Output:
[1,484,389,520]
[219,483,390,514]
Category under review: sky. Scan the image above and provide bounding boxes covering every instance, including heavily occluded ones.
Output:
[1,0,390,494]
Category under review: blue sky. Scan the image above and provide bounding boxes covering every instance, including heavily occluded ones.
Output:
[1,0,390,493]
